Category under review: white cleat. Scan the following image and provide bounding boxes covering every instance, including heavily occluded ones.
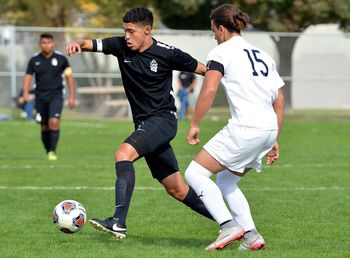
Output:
[206,224,244,251]
[239,233,266,251]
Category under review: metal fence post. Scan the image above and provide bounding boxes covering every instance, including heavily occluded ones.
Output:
[10,26,17,119]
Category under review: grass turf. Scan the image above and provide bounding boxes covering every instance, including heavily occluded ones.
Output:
[0,110,349,258]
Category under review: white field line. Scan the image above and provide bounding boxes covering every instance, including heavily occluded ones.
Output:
[1,163,350,170]
[0,185,348,191]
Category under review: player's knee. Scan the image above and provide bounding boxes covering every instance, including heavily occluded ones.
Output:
[41,124,49,131]
[165,186,186,200]
[184,168,192,184]
[115,150,131,162]
[48,118,59,130]
[184,161,199,184]
[216,171,240,195]
[115,144,138,162]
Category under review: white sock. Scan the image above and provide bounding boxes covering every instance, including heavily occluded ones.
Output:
[216,170,256,232]
[185,161,233,224]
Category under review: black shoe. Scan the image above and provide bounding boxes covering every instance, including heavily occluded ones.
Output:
[89,217,127,240]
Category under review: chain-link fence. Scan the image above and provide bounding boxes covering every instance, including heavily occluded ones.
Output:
[1,25,349,120]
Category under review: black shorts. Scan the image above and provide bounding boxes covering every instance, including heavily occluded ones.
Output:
[35,96,63,124]
[124,112,179,181]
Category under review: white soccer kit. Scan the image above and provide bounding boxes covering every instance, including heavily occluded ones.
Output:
[204,36,285,172]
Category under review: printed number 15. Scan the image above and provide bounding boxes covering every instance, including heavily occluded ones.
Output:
[243,49,269,77]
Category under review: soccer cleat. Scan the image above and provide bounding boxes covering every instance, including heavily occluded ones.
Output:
[239,233,266,251]
[89,217,127,240]
[47,151,57,161]
[206,224,244,251]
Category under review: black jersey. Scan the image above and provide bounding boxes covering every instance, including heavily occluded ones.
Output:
[92,37,198,122]
[25,51,70,100]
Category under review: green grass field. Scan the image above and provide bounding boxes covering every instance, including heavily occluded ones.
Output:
[0,110,349,258]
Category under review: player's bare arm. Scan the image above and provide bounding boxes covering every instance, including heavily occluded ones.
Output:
[63,67,75,109]
[194,62,206,76]
[273,88,285,137]
[187,70,221,145]
[66,39,93,56]
[66,75,75,109]
[266,88,285,165]
[22,74,33,103]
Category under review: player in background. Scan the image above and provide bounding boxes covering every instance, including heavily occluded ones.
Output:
[177,71,196,120]
[185,4,285,251]
[66,7,213,240]
[23,33,75,161]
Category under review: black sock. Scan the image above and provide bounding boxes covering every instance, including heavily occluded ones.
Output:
[49,130,60,152]
[113,161,135,227]
[182,186,214,221]
[41,131,50,153]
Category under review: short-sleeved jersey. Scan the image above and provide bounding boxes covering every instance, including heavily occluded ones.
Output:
[206,36,284,130]
[92,37,198,123]
[26,51,71,100]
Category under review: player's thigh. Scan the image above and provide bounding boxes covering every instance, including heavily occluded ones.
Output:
[115,143,139,161]
[35,99,49,125]
[144,143,179,182]
[124,113,177,157]
[203,125,275,173]
[48,96,64,120]
[245,130,278,172]
[193,148,226,174]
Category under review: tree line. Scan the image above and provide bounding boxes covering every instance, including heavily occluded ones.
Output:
[1,0,349,32]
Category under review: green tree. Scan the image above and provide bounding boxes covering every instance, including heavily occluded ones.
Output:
[155,0,350,109]
[0,0,84,27]
[0,0,154,87]
[154,0,350,31]
[0,0,155,28]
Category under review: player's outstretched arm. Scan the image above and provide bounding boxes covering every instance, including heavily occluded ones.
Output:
[194,62,206,76]
[66,39,93,57]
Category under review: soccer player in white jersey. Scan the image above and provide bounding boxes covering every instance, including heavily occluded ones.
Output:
[185,4,285,251]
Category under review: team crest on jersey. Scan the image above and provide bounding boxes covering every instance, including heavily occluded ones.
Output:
[150,59,158,72]
[51,58,58,66]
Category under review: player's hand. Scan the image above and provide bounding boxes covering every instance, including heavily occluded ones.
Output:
[266,141,279,165]
[66,41,81,57]
[187,124,200,145]
[68,97,75,109]
[22,93,29,103]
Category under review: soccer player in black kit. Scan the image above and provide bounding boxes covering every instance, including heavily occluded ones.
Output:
[66,7,213,239]
[23,33,75,161]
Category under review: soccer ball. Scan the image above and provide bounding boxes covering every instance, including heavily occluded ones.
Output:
[53,200,87,234]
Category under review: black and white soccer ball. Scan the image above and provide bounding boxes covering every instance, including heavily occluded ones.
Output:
[53,200,87,234]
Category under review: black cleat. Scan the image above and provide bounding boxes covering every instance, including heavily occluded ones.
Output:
[89,217,127,240]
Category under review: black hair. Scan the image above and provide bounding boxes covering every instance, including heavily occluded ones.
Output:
[210,4,249,33]
[40,33,54,40]
[123,7,153,27]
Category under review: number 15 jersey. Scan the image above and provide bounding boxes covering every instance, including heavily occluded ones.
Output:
[206,36,284,130]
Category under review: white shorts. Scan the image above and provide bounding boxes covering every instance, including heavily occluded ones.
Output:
[203,124,278,173]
